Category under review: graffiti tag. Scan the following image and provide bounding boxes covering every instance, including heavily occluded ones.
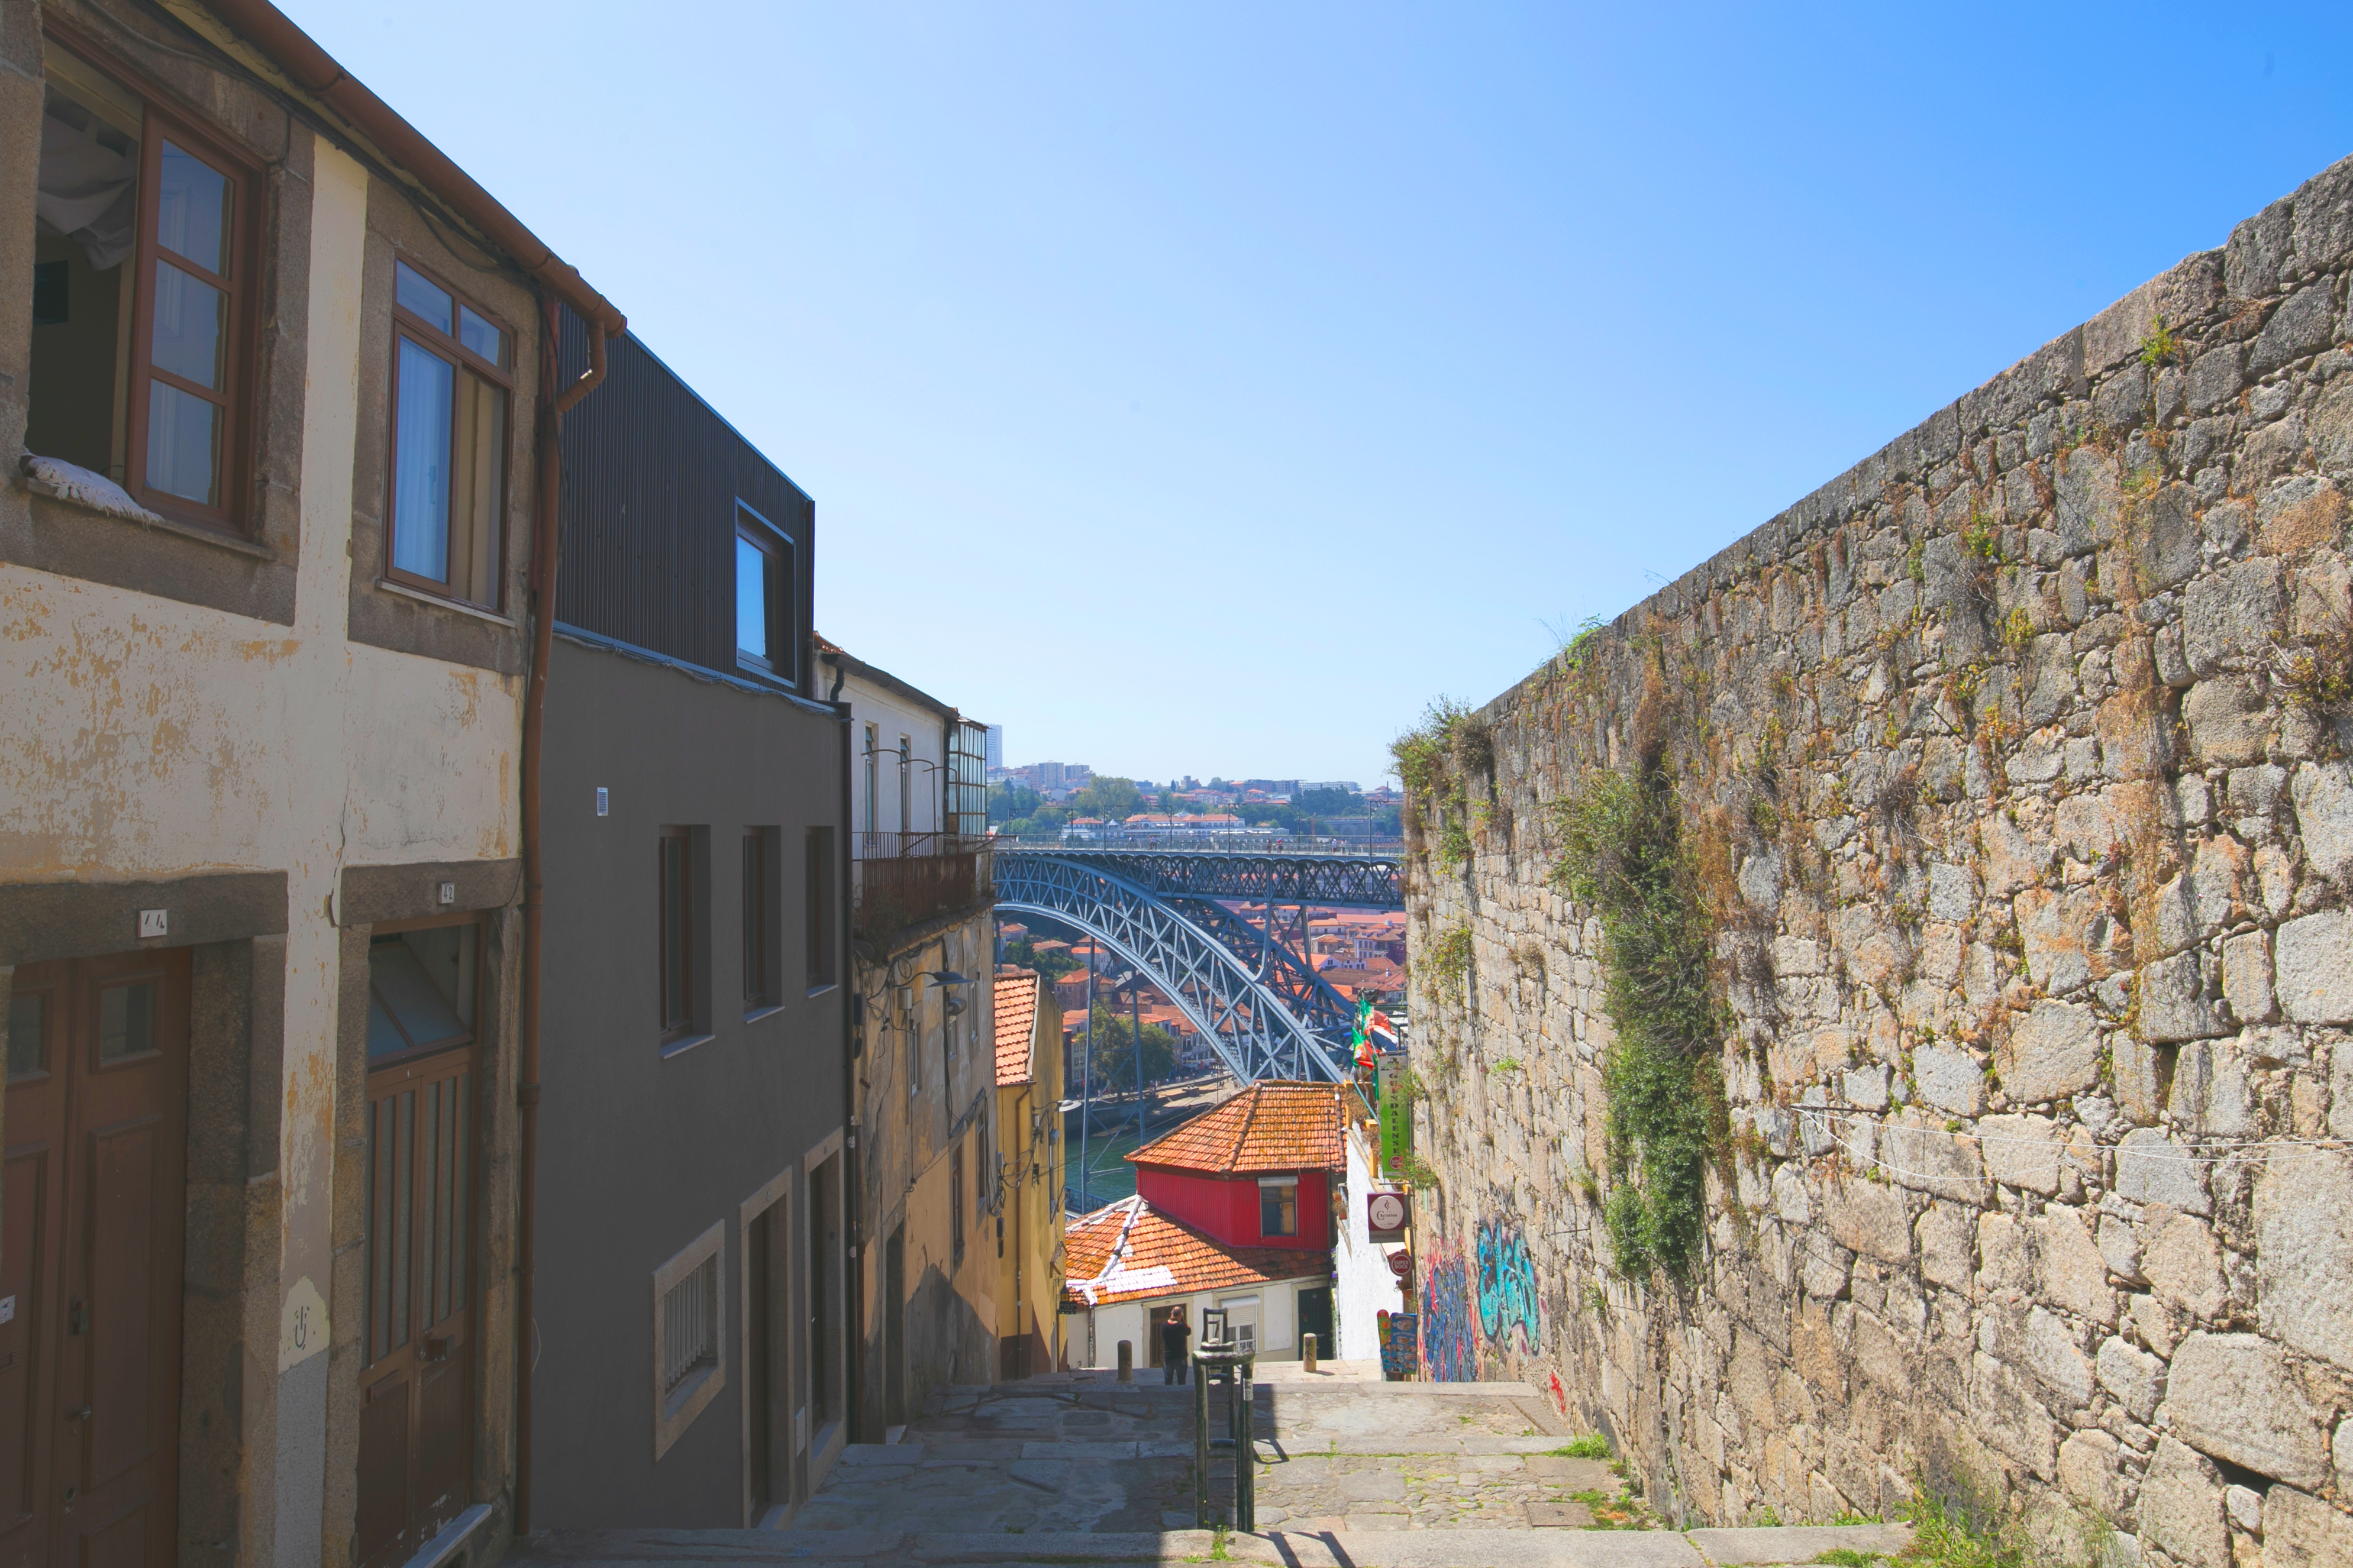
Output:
[1475,1218,1541,1353]
[1419,1239,1477,1383]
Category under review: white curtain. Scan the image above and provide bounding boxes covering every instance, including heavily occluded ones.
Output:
[38,88,137,270]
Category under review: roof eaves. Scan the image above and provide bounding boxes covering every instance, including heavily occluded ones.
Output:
[172,0,624,335]
[815,641,959,720]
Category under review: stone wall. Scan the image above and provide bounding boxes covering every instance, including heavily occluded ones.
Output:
[1404,153,2353,1567]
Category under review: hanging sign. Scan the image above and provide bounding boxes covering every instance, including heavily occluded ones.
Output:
[1368,1189,1409,1243]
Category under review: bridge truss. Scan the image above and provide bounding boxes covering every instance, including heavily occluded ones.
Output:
[994,852,1353,1084]
[1041,850,1403,909]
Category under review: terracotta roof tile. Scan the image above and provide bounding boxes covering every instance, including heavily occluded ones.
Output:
[1061,1195,1329,1307]
[1124,1082,1343,1175]
[994,971,1039,1086]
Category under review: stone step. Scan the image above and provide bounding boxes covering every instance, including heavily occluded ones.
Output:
[510,1521,1915,1567]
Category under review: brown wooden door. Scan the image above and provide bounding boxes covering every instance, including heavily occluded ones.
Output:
[0,950,191,1568]
[355,1043,475,1568]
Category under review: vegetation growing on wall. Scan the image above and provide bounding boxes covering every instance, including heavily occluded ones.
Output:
[1393,697,1490,874]
[1421,924,1474,1002]
[1550,761,1727,1278]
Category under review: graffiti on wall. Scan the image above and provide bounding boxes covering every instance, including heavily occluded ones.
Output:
[1419,1237,1477,1383]
[1475,1218,1541,1353]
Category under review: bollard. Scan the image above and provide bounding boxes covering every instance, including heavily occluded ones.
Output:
[1193,1350,1212,1527]
[1234,1354,1255,1531]
[1116,1340,1132,1382]
[1302,1332,1317,1374]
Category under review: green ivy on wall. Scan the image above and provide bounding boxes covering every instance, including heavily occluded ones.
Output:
[1550,759,1728,1279]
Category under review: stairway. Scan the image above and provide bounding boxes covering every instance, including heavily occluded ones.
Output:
[506,1371,1915,1566]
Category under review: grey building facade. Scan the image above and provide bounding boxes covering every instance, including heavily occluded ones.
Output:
[531,319,851,1527]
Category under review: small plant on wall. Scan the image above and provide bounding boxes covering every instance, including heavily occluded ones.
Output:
[1421,925,1474,1003]
[1549,759,1728,1279]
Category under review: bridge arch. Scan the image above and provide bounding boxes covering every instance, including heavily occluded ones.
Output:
[994,852,1348,1084]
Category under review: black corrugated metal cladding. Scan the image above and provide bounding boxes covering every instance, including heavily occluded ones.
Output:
[553,305,816,684]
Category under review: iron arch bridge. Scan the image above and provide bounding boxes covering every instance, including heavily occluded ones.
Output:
[1040,849,1403,909]
[995,851,1398,1085]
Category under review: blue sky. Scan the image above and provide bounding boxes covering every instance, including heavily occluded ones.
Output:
[286,2,2353,790]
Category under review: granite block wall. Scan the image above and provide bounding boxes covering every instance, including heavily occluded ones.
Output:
[1404,153,2353,1568]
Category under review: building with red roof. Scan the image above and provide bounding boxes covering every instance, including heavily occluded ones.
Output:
[1061,1081,1403,1371]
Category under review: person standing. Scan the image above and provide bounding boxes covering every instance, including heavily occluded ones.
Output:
[1161,1307,1192,1385]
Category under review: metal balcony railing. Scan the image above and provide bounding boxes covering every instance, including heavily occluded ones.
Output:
[851,833,993,937]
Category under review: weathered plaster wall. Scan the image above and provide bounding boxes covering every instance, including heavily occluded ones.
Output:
[854,905,1001,1427]
[1406,153,2353,1568]
[0,129,527,1564]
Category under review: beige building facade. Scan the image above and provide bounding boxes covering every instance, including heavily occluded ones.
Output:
[0,4,619,1565]
[818,641,1001,1429]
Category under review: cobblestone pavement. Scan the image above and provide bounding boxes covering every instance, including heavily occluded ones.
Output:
[508,1370,1915,1566]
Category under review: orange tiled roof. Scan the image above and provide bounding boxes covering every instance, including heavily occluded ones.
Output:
[1125,1082,1344,1175]
[994,971,1039,1085]
[1061,1195,1329,1307]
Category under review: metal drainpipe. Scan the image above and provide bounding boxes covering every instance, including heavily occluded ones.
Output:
[515,305,610,1536]
[829,657,864,1440]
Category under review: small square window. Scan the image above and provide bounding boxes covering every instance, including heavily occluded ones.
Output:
[1258,1178,1298,1239]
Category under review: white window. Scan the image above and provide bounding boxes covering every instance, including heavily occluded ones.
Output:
[1219,1295,1260,1356]
[898,736,912,836]
[862,725,879,839]
[652,1221,727,1458]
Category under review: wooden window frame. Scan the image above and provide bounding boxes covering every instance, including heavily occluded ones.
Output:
[803,825,836,995]
[659,828,696,1045]
[383,255,515,610]
[651,1221,727,1460]
[46,23,264,536]
[734,502,796,685]
[950,1141,966,1267]
[742,827,776,1013]
[1257,1176,1299,1239]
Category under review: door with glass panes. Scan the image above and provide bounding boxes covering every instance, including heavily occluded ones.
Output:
[1,949,191,1568]
[356,920,481,1568]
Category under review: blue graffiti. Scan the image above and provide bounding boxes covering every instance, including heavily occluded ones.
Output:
[1476,1218,1540,1353]
[1420,1242,1477,1383]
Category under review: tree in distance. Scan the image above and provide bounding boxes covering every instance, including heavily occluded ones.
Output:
[1086,1004,1175,1087]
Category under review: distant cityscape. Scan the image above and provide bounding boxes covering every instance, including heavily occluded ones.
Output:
[986,738,1404,843]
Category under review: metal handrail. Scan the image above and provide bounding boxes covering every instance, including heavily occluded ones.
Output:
[853,831,992,861]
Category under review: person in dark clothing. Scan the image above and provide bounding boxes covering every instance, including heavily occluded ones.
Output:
[1160,1307,1191,1384]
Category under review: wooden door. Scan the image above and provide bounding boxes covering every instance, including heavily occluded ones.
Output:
[354,926,479,1568]
[0,950,191,1568]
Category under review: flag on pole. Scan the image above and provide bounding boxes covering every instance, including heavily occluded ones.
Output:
[1351,999,1376,1069]
[1366,1007,1397,1052]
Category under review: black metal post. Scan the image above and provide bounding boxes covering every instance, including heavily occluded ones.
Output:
[1193,1349,1212,1528]
[1233,1355,1255,1531]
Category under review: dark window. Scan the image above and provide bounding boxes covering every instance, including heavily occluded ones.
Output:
[950,1142,966,1266]
[805,826,836,992]
[366,926,477,1062]
[735,503,796,683]
[808,1156,837,1424]
[386,260,511,609]
[1259,1179,1298,1239]
[7,986,51,1080]
[30,41,261,534]
[743,829,772,1008]
[659,829,694,1040]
